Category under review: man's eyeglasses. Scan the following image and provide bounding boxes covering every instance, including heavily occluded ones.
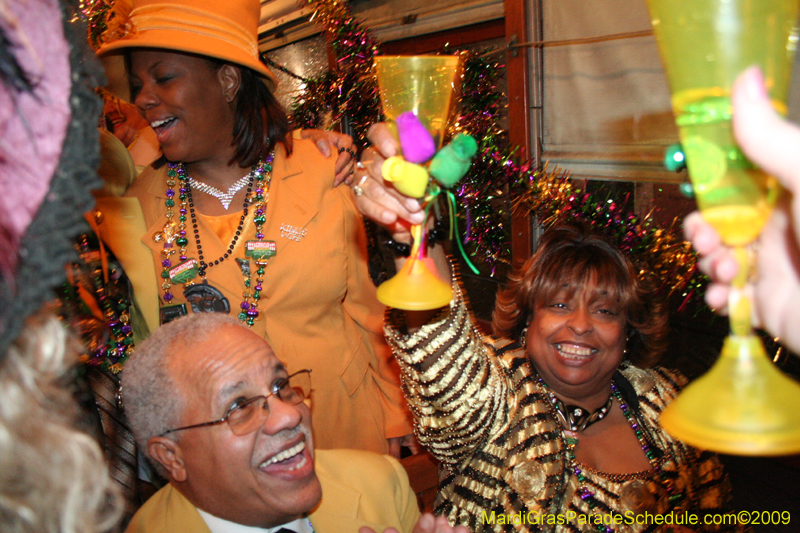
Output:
[161,369,312,437]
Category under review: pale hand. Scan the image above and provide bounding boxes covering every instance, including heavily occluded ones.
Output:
[685,66,800,354]
[388,434,422,459]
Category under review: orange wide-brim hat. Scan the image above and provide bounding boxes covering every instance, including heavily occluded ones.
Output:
[96,0,278,92]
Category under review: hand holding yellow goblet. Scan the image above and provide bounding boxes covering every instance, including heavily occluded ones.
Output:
[647,0,800,454]
[372,55,463,311]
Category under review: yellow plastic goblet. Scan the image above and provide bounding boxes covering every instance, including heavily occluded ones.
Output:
[647,0,800,455]
[373,55,462,311]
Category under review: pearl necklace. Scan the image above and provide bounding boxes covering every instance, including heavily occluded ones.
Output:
[189,174,252,210]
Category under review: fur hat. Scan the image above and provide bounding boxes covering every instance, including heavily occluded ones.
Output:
[0,0,104,356]
[96,0,277,91]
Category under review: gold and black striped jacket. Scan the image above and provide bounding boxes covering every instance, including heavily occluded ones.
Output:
[386,289,739,533]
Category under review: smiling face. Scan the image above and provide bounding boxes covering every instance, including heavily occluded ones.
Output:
[161,324,321,527]
[526,276,628,407]
[128,49,238,165]
[103,96,150,147]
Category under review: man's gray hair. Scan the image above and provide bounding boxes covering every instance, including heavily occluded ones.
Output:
[122,313,245,466]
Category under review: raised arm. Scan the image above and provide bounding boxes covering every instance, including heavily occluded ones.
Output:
[383,285,509,467]
[351,124,510,466]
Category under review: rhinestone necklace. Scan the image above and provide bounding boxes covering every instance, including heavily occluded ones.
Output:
[189,173,252,210]
[186,175,253,278]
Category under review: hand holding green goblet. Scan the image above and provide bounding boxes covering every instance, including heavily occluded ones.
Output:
[647,0,800,455]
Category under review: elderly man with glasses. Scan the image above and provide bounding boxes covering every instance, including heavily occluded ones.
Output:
[122,312,465,533]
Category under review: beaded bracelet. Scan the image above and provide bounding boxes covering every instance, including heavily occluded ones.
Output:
[381,220,448,257]
[383,238,412,257]
[338,146,357,159]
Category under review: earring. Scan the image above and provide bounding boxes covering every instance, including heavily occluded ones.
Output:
[519,327,528,348]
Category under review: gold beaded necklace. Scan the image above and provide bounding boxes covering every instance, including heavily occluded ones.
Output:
[155,153,274,326]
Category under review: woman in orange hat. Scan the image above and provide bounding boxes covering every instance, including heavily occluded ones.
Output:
[93,0,413,458]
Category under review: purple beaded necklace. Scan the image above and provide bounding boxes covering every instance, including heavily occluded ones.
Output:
[538,377,684,532]
[155,154,274,327]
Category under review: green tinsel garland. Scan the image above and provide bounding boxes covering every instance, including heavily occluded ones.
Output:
[292,0,706,308]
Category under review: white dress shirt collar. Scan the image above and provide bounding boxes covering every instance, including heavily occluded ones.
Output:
[197,509,313,533]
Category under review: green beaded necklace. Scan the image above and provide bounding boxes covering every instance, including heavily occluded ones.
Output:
[539,377,685,532]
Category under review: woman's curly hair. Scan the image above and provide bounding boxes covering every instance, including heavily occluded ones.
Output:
[492,223,669,367]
